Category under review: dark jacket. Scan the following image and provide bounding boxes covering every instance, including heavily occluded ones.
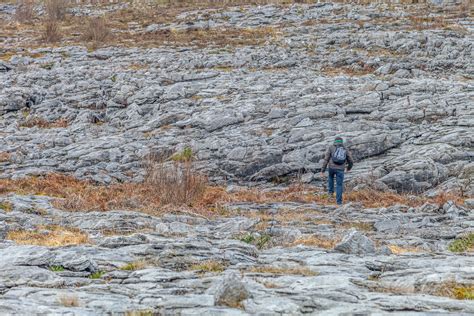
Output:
[321,144,354,172]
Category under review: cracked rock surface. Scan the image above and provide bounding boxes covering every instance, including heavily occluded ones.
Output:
[0,1,473,194]
[0,195,473,314]
[1,1,473,315]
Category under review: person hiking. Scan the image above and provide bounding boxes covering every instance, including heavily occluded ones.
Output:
[320,137,354,205]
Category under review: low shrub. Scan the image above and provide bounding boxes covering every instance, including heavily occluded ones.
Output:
[45,0,68,21]
[448,233,474,253]
[82,17,111,43]
[42,20,62,43]
[15,0,35,23]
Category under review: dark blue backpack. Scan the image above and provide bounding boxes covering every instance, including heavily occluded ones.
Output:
[332,147,347,165]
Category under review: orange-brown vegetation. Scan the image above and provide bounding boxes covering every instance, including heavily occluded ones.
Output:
[248,265,317,276]
[82,17,111,43]
[20,117,69,128]
[290,235,340,249]
[7,225,90,247]
[42,20,62,43]
[45,0,69,21]
[0,152,11,162]
[0,173,467,216]
[388,245,424,254]
[15,0,35,23]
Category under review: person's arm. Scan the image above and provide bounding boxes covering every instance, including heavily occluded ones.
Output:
[321,147,331,173]
[346,149,354,171]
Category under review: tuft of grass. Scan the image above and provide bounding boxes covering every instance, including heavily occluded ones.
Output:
[0,201,13,212]
[58,294,80,307]
[239,233,255,244]
[448,234,474,253]
[190,260,226,273]
[388,245,424,255]
[453,285,474,300]
[20,117,68,128]
[89,271,105,279]
[290,235,339,249]
[430,281,474,300]
[249,265,317,276]
[340,221,374,232]
[125,311,154,316]
[82,17,111,43]
[6,225,90,247]
[42,20,62,43]
[120,260,148,271]
[49,265,65,272]
[44,0,68,21]
[144,157,207,207]
[15,0,35,23]
[256,234,271,249]
[170,147,193,162]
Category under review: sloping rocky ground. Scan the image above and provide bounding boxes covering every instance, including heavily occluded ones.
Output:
[0,0,473,315]
[0,1,473,193]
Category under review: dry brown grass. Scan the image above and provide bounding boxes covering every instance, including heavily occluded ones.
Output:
[120,260,148,271]
[0,172,468,216]
[124,26,281,49]
[190,260,227,273]
[20,117,68,128]
[7,225,90,247]
[42,20,62,43]
[0,201,13,212]
[322,64,376,77]
[248,265,317,276]
[0,152,11,162]
[58,294,80,307]
[388,245,424,255]
[15,0,35,23]
[82,17,111,43]
[145,157,207,207]
[409,15,449,31]
[289,235,340,249]
[45,0,68,21]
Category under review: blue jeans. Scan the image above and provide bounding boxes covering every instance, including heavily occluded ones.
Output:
[328,168,344,205]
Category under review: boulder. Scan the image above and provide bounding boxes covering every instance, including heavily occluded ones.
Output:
[334,229,376,255]
[214,271,249,308]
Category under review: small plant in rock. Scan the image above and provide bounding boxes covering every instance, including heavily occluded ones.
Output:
[89,271,105,279]
[290,235,339,249]
[125,310,154,316]
[170,147,193,162]
[453,285,474,300]
[190,260,226,273]
[448,233,474,253]
[120,260,147,271]
[0,201,13,212]
[58,294,80,307]
[256,234,271,249]
[239,233,255,244]
[49,265,65,272]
